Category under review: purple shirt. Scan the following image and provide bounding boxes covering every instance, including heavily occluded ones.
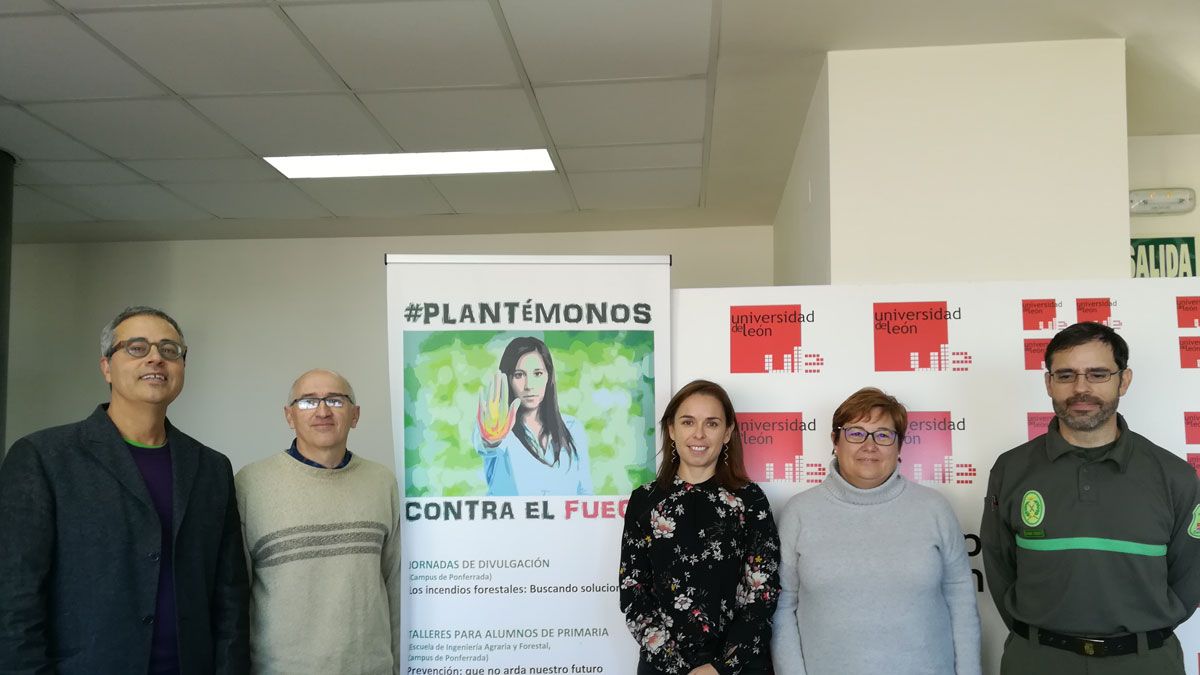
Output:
[127,442,179,675]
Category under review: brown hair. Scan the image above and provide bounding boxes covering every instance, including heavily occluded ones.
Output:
[654,379,750,492]
[830,387,908,447]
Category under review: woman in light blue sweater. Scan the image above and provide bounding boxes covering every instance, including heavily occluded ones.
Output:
[772,387,981,675]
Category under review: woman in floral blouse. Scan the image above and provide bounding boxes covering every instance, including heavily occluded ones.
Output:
[619,379,781,675]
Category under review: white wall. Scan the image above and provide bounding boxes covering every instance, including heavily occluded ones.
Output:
[773,60,831,285]
[827,39,1130,283]
[1129,134,1200,240]
[6,225,772,470]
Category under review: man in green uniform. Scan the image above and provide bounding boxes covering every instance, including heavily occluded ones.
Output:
[982,321,1200,674]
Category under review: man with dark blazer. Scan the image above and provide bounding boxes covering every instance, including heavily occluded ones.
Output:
[0,306,249,674]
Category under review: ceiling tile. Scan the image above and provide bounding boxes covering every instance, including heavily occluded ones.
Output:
[294,177,452,218]
[37,184,213,220]
[80,7,338,95]
[0,106,103,160]
[122,158,281,183]
[285,0,518,89]
[0,15,162,101]
[501,0,711,83]
[13,186,93,223]
[360,89,544,152]
[166,182,330,219]
[62,0,254,7]
[189,94,396,156]
[26,99,248,159]
[537,79,707,146]
[15,160,146,185]
[558,143,702,172]
[570,168,700,210]
[0,1,54,15]
[431,172,571,213]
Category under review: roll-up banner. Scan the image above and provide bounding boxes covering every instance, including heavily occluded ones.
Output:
[673,277,1200,675]
[386,254,671,674]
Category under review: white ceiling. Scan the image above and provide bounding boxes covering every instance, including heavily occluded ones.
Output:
[1,0,1198,242]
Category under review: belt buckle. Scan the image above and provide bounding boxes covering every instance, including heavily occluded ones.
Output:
[1080,638,1105,657]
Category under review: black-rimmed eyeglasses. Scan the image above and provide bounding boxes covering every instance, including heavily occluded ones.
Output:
[1047,368,1124,384]
[837,426,900,446]
[106,338,187,361]
[290,395,354,410]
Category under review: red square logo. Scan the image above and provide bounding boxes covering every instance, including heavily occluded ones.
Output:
[1024,339,1051,371]
[1028,412,1056,440]
[1185,413,1200,445]
[1178,296,1200,329]
[739,413,813,482]
[1187,454,1200,479]
[730,305,803,374]
[873,302,962,371]
[1022,299,1058,330]
[902,413,976,484]
[902,412,954,483]
[1181,337,1200,369]
[1076,298,1112,324]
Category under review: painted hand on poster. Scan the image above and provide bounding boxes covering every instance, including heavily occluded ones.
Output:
[477,371,520,447]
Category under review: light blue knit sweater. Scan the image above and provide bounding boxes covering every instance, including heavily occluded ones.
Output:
[771,461,982,675]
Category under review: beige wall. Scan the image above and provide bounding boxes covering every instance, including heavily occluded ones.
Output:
[1129,134,1200,242]
[773,60,831,285]
[826,39,1130,283]
[6,225,773,470]
[8,40,1177,470]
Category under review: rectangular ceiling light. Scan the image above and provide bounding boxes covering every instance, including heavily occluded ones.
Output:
[264,149,554,179]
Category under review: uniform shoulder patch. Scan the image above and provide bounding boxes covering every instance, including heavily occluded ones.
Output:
[1021,490,1045,528]
[1188,504,1200,540]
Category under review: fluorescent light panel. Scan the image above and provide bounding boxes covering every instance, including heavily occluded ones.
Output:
[264,149,555,179]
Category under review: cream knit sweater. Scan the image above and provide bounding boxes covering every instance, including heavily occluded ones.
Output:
[235,452,401,675]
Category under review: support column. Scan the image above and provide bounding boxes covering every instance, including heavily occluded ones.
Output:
[0,150,13,454]
[774,39,1130,285]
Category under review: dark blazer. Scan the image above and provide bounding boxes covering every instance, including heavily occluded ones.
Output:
[0,405,250,675]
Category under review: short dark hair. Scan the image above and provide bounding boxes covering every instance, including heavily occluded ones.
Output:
[830,387,908,448]
[654,379,750,492]
[100,306,184,357]
[1044,322,1128,371]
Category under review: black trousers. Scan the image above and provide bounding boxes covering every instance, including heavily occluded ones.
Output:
[1000,631,1185,675]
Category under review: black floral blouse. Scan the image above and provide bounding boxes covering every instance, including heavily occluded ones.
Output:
[619,477,781,675]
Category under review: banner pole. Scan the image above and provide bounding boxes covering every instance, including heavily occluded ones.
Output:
[0,149,13,456]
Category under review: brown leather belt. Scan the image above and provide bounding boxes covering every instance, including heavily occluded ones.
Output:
[1013,620,1173,657]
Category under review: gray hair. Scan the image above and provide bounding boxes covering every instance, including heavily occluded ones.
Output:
[100,306,184,357]
[286,369,357,405]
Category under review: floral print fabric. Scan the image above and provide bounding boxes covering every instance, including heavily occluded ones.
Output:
[619,478,781,675]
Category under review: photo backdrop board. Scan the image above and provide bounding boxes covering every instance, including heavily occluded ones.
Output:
[386,254,671,673]
[673,277,1200,675]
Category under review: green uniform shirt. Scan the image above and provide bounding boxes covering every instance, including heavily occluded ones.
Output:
[981,414,1200,636]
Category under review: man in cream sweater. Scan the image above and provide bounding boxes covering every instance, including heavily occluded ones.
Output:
[236,369,401,674]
